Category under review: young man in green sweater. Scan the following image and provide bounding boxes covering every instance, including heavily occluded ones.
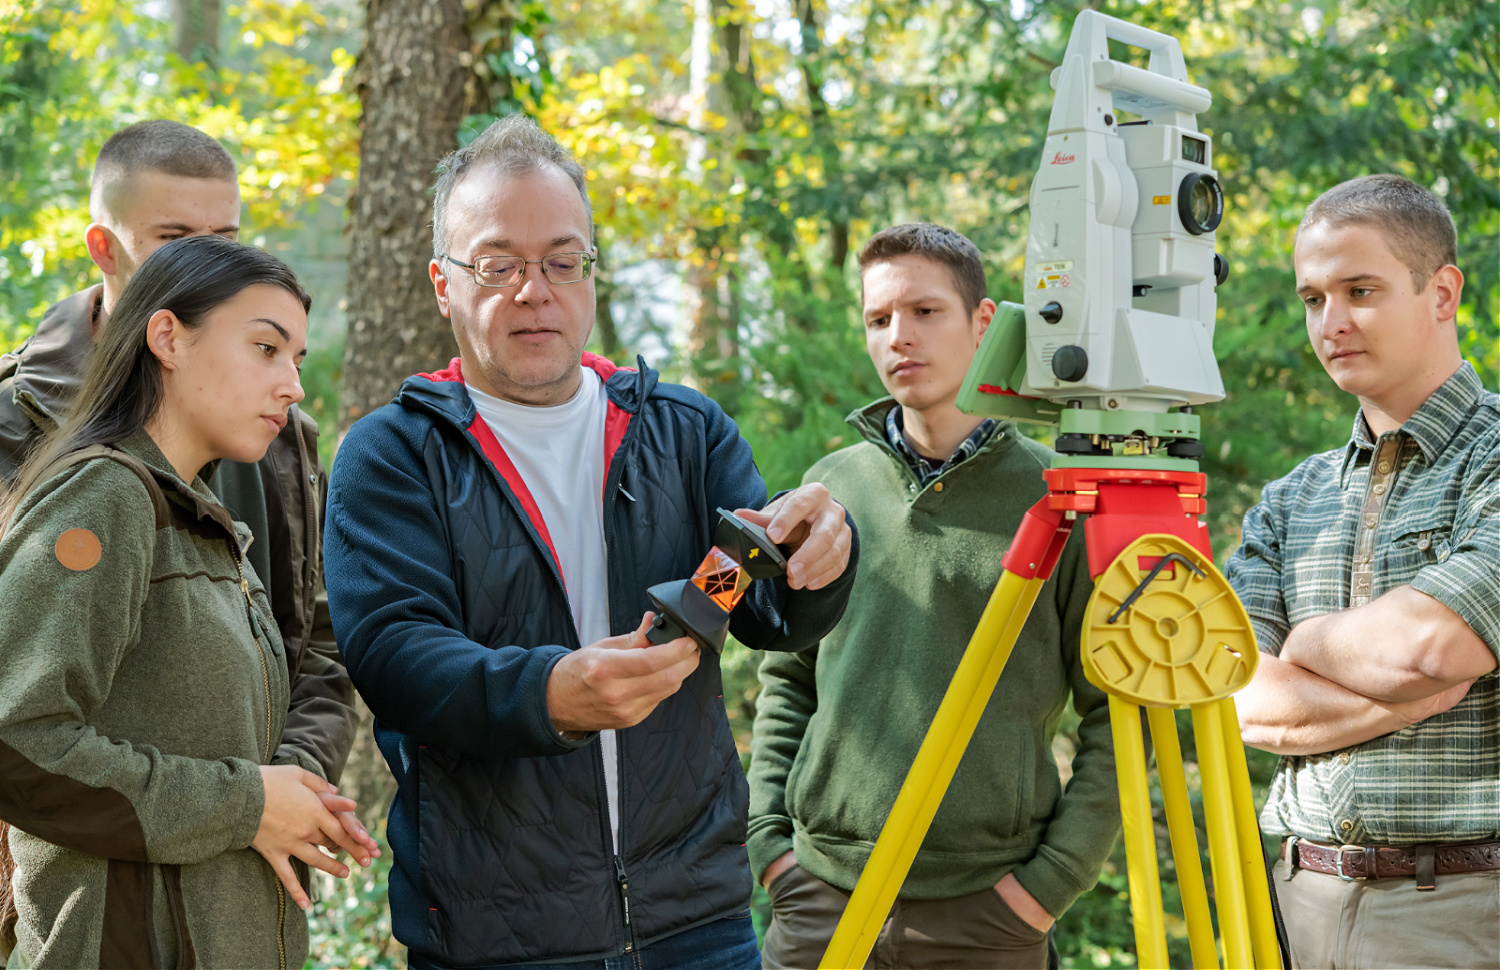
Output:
[747,223,1120,969]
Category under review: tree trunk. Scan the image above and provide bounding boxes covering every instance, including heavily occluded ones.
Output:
[171,0,220,65]
[595,277,622,359]
[795,0,850,290]
[712,0,817,332]
[341,0,469,431]
[338,0,470,825]
[683,0,743,408]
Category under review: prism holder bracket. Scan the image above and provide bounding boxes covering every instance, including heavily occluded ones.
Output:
[645,508,789,653]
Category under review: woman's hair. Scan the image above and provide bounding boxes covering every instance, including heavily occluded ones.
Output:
[0,235,310,530]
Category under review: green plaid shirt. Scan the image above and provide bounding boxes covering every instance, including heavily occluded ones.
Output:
[1227,362,1500,844]
[885,405,997,486]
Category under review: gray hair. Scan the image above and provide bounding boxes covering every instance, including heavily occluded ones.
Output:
[1299,174,1457,292]
[431,114,593,257]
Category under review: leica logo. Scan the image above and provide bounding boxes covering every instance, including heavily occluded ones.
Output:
[1050,151,1076,165]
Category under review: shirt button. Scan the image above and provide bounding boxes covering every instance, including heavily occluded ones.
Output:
[933,482,944,493]
[1339,752,1351,764]
[1340,819,1354,832]
[1377,461,1391,474]
[1372,483,1386,495]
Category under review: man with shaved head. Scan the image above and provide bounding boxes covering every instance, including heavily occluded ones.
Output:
[0,121,366,953]
[1,120,242,475]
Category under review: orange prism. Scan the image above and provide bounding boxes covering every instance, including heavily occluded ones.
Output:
[690,548,753,612]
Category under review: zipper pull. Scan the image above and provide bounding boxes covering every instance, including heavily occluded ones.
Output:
[618,484,636,503]
[614,854,633,948]
[230,539,255,607]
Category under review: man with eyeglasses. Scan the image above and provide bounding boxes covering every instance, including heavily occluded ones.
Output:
[323,114,858,970]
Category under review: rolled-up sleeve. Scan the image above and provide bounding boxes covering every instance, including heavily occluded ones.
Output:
[1227,484,1293,657]
[1408,472,1500,658]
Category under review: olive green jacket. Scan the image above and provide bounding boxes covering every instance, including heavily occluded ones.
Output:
[0,434,306,968]
[0,287,356,783]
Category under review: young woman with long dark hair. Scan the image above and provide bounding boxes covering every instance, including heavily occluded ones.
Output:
[0,235,371,968]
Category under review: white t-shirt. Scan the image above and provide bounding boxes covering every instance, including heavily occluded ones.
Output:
[466,368,623,852]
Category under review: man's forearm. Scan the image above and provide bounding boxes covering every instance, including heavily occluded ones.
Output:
[1278,585,1495,702]
[1237,653,1457,755]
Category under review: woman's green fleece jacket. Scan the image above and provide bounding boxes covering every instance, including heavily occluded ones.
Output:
[747,401,1122,917]
[0,433,308,968]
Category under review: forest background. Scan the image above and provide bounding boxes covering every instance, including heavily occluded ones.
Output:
[1,0,1496,965]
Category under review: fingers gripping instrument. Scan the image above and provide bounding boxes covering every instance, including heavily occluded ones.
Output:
[823,11,1282,970]
[644,508,788,654]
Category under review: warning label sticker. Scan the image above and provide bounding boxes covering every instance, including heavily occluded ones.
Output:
[1035,260,1073,274]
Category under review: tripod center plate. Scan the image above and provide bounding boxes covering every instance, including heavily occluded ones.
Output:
[1082,534,1257,706]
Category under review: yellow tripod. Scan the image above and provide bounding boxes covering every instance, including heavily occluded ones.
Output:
[819,468,1282,970]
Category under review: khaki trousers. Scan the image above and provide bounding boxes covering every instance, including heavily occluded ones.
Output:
[760,864,1057,970]
[1276,845,1500,969]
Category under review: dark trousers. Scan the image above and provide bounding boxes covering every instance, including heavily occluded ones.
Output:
[417,910,761,970]
[760,864,1058,970]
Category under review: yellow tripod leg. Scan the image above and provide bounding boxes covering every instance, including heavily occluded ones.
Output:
[1192,702,1254,969]
[819,569,1045,970]
[1110,696,1169,969]
[1145,707,1218,969]
[1219,698,1283,969]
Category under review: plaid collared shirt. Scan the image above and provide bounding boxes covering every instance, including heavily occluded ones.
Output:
[1227,362,1500,844]
[884,406,998,487]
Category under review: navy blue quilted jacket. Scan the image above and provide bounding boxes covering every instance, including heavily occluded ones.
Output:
[324,354,856,968]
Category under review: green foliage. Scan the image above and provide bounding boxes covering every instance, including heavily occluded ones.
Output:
[538,0,1495,529]
[0,0,358,342]
[7,0,1496,964]
[300,337,346,469]
[305,819,406,968]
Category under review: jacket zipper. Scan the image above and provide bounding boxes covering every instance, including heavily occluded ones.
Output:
[614,855,635,952]
[165,869,184,968]
[275,882,288,970]
[603,465,634,954]
[293,410,318,661]
[232,542,274,764]
[233,540,286,970]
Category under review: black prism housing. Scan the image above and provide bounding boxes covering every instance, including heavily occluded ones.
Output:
[646,508,789,653]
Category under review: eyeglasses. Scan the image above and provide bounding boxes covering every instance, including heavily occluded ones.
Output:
[440,251,595,288]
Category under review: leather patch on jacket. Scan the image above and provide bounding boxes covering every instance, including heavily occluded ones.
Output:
[99,858,154,969]
[55,528,102,571]
[0,738,148,861]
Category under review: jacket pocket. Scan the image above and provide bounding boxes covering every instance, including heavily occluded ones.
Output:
[99,859,155,969]
[100,860,196,969]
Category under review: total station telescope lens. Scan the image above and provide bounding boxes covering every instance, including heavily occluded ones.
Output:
[1191,180,1215,223]
[1177,173,1224,235]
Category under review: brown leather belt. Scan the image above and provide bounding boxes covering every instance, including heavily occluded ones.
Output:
[1281,838,1500,890]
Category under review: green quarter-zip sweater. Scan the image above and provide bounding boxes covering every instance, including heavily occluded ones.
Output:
[747,399,1121,917]
[0,432,306,968]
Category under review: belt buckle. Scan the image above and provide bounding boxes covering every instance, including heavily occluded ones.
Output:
[1336,844,1363,882]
